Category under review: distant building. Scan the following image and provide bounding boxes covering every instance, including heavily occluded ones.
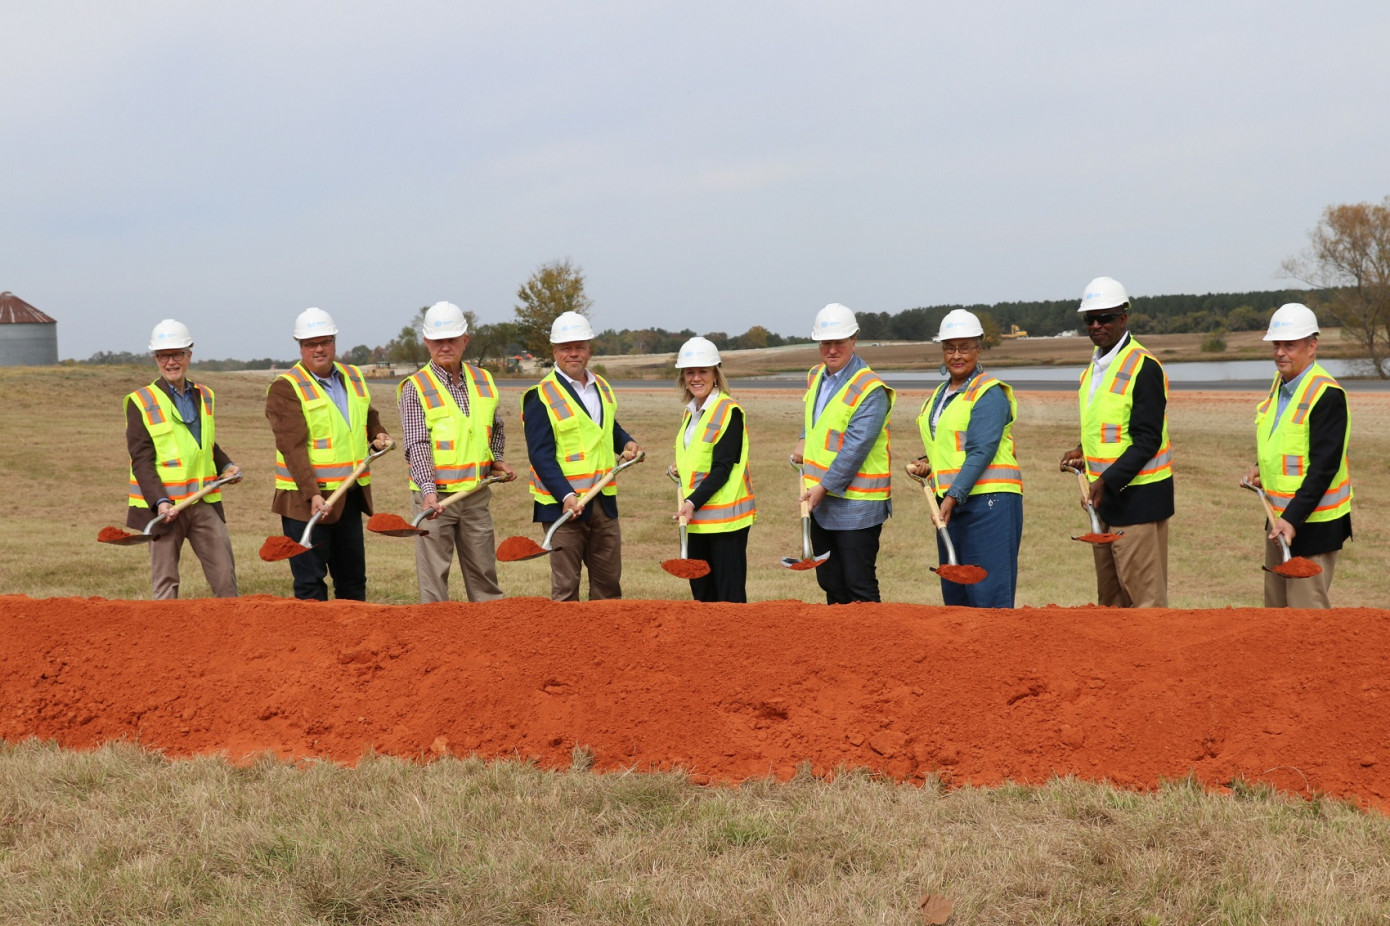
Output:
[0,292,59,366]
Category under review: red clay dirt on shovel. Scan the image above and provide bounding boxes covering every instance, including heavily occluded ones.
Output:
[259,441,397,562]
[366,473,507,537]
[496,451,646,562]
[905,466,986,585]
[1064,465,1124,544]
[1241,480,1323,579]
[780,457,830,571]
[97,473,242,545]
[662,470,710,580]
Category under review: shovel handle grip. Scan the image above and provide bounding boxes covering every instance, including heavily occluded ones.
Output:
[319,441,396,513]
[434,473,504,513]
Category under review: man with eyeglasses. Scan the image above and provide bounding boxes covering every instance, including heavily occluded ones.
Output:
[124,319,242,599]
[1059,277,1173,608]
[266,307,392,600]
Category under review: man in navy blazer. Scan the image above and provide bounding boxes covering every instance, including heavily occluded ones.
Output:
[522,311,642,601]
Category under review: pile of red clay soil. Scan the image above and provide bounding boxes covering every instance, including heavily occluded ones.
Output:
[3,595,1387,808]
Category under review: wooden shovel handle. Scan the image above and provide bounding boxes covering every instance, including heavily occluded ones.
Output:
[1249,481,1282,527]
[153,471,239,524]
[1072,467,1092,505]
[903,465,944,530]
[433,472,504,513]
[674,478,690,528]
[573,450,644,510]
[321,441,395,512]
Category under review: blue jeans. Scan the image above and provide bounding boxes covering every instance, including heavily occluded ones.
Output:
[935,492,1022,608]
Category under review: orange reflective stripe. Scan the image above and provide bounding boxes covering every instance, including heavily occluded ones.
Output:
[134,387,166,426]
[539,381,574,420]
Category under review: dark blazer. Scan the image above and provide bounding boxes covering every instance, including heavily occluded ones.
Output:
[523,372,635,523]
[1095,338,1175,527]
[124,380,232,529]
[264,372,385,523]
[1281,385,1353,557]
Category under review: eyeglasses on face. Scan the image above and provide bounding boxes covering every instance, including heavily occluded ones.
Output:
[941,344,979,356]
[1083,313,1122,327]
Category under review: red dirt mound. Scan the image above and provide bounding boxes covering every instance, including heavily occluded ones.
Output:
[2,595,1387,807]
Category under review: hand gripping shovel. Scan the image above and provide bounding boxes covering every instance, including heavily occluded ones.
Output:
[367,473,507,537]
[1065,465,1123,544]
[97,472,242,545]
[661,470,711,579]
[905,466,986,585]
[496,451,645,562]
[780,456,830,571]
[1241,480,1323,579]
[259,441,397,562]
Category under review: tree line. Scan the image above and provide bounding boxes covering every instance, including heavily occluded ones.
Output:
[78,195,1390,377]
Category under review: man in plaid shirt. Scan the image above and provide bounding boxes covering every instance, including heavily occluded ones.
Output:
[398,302,516,601]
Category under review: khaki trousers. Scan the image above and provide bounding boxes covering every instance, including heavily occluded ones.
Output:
[1092,517,1168,608]
[147,502,238,600]
[411,488,504,603]
[548,503,622,602]
[1264,543,1337,609]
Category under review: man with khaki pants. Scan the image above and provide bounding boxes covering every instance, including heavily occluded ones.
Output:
[398,302,516,602]
[1060,277,1174,608]
[125,319,241,599]
[1242,303,1352,608]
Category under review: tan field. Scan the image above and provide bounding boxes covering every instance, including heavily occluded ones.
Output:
[1,361,1383,608]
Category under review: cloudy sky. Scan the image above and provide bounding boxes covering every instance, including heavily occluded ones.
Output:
[4,2,1387,360]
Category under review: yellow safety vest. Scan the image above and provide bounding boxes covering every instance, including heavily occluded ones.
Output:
[524,370,619,504]
[398,363,499,493]
[674,393,756,533]
[918,375,1022,496]
[1078,338,1172,485]
[802,363,894,500]
[272,362,373,492]
[1255,362,1352,522]
[125,382,220,508]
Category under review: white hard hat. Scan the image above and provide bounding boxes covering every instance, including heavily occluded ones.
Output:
[549,311,595,343]
[1264,303,1320,341]
[1078,277,1130,314]
[675,336,722,368]
[293,307,339,340]
[422,301,468,339]
[812,303,860,340]
[148,319,193,352]
[934,309,984,342]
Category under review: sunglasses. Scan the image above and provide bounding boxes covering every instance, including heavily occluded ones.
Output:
[1083,313,1123,327]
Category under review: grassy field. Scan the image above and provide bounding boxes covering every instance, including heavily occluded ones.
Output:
[2,362,1389,924]
[1,362,1383,607]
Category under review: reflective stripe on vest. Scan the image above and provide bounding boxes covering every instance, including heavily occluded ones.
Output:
[125,382,221,508]
[272,362,373,491]
[1255,364,1353,522]
[524,371,619,504]
[674,394,756,533]
[802,364,894,499]
[917,374,1022,496]
[1078,338,1172,484]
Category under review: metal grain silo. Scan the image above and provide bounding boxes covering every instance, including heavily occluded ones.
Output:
[0,292,59,366]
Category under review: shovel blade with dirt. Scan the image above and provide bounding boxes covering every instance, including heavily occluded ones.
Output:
[1064,465,1124,544]
[1241,480,1322,579]
[367,473,507,538]
[97,473,241,546]
[497,451,645,562]
[780,457,830,571]
[906,466,985,585]
[260,441,396,562]
[661,470,711,580]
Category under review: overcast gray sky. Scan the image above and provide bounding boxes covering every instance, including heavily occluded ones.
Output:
[4,1,1387,360]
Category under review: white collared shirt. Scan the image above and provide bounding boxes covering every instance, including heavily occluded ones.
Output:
[682,391,721,448]
[555,367,602,422]
[1086,332,1131,402]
